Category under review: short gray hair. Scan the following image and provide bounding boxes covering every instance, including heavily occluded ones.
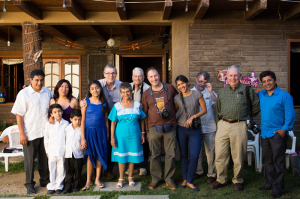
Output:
[104,64,117,73]
[227,65,241,75]
[120,82,133,93]
[132,67,144,76]
[196,71,210,81]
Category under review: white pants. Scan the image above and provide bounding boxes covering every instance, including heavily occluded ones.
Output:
[47,156,65,190]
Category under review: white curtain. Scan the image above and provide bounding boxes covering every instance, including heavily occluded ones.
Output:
[2,59,23,65]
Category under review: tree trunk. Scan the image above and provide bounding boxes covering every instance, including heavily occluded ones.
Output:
[22,22,42,86]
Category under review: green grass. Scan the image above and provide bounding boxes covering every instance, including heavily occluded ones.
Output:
[0,161,38,174]
[1,161,300,199]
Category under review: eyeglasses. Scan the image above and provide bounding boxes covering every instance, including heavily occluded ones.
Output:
[197,81,208,84]
[105,73,117,76]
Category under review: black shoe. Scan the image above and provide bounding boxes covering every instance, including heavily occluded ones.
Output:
[73,188,80,192]
[258,186,272,191]
[27,187,36,194]
[40,184,47,187]
[56,189,63,194]
[62,189,72,194]
[207,177,216,184]
[194,174,203,179]
[47,190,55,194]
[270,192,282,198]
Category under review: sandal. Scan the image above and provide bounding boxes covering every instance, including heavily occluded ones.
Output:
[82,183,93,191]
[96,182,105,188]
[128,177,135,187]
[116,179,124,189]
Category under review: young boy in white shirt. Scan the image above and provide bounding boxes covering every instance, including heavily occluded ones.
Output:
[44,104,69,194]
[62,109,84,194]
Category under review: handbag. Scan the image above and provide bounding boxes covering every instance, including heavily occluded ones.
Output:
[180,92,201,129]
[291,153,300,177]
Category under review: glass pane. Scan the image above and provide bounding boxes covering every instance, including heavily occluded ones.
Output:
[73,88,79,98]
[52,75,59,87]
[65,62,72,75]
[44,62,51,75]
[65,75,71,84]
[45,75,51,87]
[73,62,79,75]
[72,75,79,87]
[53,62,59,75]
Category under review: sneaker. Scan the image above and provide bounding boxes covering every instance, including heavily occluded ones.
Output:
[27,187,36,194]
[139,168,147,176]
[47,190,55,194]
[125,168,139,175]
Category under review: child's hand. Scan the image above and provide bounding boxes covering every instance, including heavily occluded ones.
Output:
[81,139,87,150]
[48,116,55,125]
[46,153,49,158]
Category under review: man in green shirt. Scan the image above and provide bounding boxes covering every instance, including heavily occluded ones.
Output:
[210,65,260,191]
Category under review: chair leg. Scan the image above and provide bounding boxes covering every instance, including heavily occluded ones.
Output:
[5,157,9,172]
[285,154,289,169]
[247,151,252,166]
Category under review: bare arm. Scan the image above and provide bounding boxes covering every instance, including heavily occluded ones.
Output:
[71,97,79,109]
[80,105,87,150]
[174,102,179,112]
[184,97,207,128]
[111,121,117,148]
[140,119,146,144]
[206,83,217,102]
[16,114,27,146]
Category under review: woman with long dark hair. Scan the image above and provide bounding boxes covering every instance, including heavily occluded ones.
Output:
[81,80,109,190]
[174,75,207,192]
[49,79,79,123]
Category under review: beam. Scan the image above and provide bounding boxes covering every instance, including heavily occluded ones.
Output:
[50,25,75,41]
[158,26,167,37]
[13,1,42,20]
[245,0,267,21]
[65,0,85,20]
[10,26,22,32]
[89,25,106,41]
[0,31,13,42]
[194,0,209,20]
[116,0,127,20]
[162,0,172,20]
[123,25,133,41]
[284,4,300,20]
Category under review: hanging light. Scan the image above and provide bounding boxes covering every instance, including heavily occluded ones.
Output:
[185,0,188,12]
[246,1,249,12]
[107,29,116,48]
[3,0,6,13]
[7,27,10,47]
[63,0,66,8]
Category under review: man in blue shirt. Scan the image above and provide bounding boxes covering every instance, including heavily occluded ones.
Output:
[257,70,295,199]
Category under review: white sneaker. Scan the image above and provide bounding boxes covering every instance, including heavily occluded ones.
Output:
[139,168,147,176]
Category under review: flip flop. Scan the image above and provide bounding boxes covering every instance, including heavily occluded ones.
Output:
[82,184,93,191]
[96,183,105,188]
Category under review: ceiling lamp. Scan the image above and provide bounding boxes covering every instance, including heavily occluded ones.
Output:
[3,0,6,12]
[7,26,10,47]
[63,0,66,8]
[107,29,115,48]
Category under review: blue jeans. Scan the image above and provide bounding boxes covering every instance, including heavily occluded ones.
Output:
[177,125,202,184]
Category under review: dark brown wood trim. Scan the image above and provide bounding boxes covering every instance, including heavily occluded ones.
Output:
[284,4,300,21]
[65,0,85,20]
[123,25,133,41]
[116,0,127,20]
[50,25,75,41]
[89,26,107,41]
[13,1,42,20]
[194,0,209,20]
[162,0,172,20]
[245,0,267,21]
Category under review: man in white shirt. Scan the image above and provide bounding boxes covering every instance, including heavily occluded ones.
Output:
[191,71,217,184]
[11,69,53,194]
[127,67,150,176]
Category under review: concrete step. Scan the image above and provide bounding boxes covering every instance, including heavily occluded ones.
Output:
[49,196,101,199]
[118,196,169,199]
[93,182,141,192]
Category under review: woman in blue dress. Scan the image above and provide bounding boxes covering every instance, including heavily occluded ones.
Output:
[81,80,109,190]
[108,82,146,189]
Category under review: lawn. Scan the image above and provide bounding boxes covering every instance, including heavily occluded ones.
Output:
[1,160,300,199]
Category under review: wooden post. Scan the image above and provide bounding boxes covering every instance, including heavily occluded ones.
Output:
[22,22,42,86]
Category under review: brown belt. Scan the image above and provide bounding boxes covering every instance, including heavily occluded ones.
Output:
[222,118,245,123]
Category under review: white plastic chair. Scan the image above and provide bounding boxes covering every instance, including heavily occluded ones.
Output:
[286,131,296,169]
[0,125,24,172]
[247,129,260,172]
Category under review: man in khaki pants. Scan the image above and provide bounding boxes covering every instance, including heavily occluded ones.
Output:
[210,65,260,191]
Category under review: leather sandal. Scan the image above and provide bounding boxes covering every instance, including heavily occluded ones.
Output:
[82,183,93,191]
[128,177,135,187]
[116,179,124,189]
[96,182,105,188]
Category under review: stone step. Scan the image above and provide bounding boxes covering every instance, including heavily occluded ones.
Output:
[1,198,35,199]
[49,196,101,199]
[118,196,169,199]
[93,182,141,192]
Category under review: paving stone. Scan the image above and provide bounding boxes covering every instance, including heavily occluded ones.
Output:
[1,198,35,199]
[93,182,141,192]
[118,195,169,199]
[49,196,101,199]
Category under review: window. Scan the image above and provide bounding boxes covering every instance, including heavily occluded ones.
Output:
[288,40,300,107]
[43,57,81,99]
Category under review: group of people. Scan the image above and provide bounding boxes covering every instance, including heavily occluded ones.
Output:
[11,63,295,199]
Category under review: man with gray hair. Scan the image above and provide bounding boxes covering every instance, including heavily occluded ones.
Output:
[125,67,150,176]
[210,65,260,191]
[191,71,217,184]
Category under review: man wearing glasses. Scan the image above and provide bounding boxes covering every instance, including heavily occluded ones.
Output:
[191,71,217,184]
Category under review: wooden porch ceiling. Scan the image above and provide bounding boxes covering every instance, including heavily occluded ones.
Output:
[0,0,299,20]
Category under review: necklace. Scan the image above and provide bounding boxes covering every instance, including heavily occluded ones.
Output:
[122,99,133,121]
